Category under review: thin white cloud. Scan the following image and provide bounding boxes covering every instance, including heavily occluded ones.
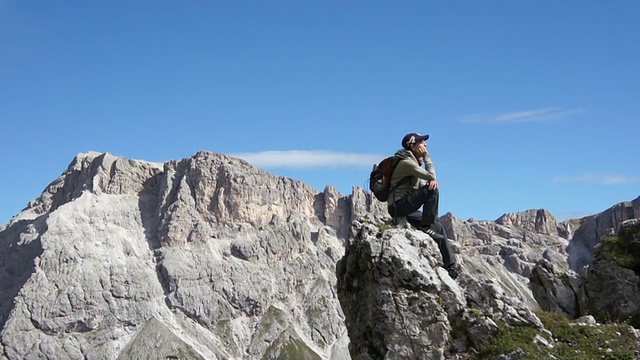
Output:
[554,212,594,221]
[458,108,585,124]
[553,173,639,185]
[232,150,383,169]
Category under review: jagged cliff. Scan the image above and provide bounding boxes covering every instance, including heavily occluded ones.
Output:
[0,151,382,359]
[0,151,638,359]
[336,216,543,359]
[336,211,640,358]
[567,198,640,271]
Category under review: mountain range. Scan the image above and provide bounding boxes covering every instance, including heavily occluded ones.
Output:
[0,151,638,359]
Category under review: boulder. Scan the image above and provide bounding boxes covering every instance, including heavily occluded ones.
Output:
[336,216,542,359]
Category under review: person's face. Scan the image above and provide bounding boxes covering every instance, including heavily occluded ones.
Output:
[411,140,427,155]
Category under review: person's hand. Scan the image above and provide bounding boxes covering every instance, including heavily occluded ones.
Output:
[427,180,439,190]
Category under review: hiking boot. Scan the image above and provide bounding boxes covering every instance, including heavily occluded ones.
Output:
[446,266,460,279]
[422,227,446,241]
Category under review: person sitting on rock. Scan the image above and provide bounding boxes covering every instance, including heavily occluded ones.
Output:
[387,132,459,278]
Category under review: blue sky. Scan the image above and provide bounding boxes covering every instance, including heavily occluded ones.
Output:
[1,1,639,225]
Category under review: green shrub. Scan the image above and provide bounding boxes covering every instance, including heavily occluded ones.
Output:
[597,231,640,271]
[472,311,638,360]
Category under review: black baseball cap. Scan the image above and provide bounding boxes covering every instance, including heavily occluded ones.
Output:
[402,133,429,149]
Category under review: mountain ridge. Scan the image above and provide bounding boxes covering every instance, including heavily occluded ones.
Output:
[1,150,638,359]
[1,150,632,231]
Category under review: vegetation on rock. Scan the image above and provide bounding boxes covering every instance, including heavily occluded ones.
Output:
[473,311,638,359]
[596,222,640,272]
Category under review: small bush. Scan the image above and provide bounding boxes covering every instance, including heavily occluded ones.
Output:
[597,232,640,271]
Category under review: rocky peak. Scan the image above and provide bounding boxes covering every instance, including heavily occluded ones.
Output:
[16,151,163,222]
[0,151,372,359]
[495,208,560,236]
[1,150,638,359]
[336,216,543,359]
[11,151,377,234]
[338,212,640,358]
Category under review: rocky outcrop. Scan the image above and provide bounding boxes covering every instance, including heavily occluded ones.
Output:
[116,318,206,360]
[337,212,640,358]
[567,197,640,272]
[528,217,640,326]
[1,150,638,359]
[581,261,640,322]
[336,216,542,359]
[440,212,570,288]
[580,219,640,326]
[496,209,561,236]
[529,259,583,319]
[0,151,369,360]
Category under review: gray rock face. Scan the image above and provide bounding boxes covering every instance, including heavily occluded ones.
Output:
[527,216,640,328]
[0,151,362,359]
[496,209,560,236]
[337,210,640,358]
[336,216,542,359]
[579,219,640,324]
[567,196,640,272]
[440,211,571,311]
[529,259,583,318]
[116,318,206,360]
[581,261,640,322]
[1,150,638,359]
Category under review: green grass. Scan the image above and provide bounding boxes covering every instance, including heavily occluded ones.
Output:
[472,311,638,360]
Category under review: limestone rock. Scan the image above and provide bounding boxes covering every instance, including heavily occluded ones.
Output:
[580,219,640,325]
[567,196,640,271]
[336,217,542,359]
[495,209,560,236]
[349,186,387,222]
[581,260,640,321]
[0,151,364,360]
[441,211,570,311]
[529,259,583,318]
[1,149,639,359]
[527,217,640,329]
[116,317,206,360]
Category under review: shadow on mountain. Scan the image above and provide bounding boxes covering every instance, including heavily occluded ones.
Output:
[137,173,171,299]
[0,216,46,330]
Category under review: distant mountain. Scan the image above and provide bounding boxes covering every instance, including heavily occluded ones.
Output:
[0,151,368,359]
[0,151,638,359]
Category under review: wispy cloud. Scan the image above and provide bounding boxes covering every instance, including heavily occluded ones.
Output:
[553,173,639,185]
[232,150,383,169]
[554,212,594,221]
[458,108,585,124]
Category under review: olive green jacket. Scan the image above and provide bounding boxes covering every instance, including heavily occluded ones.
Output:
[386,149,436,206]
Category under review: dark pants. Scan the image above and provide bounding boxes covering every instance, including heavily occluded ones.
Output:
[388,186,456,268]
